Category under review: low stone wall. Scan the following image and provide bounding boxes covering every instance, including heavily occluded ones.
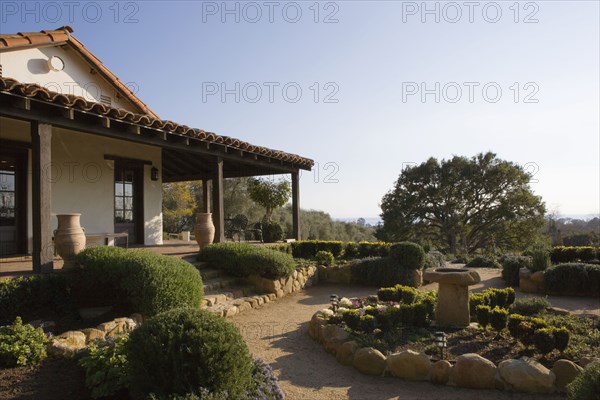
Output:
[309,310,596,394]
[244,265,319,297]
[519,267,546,294]
[46,314,143,358]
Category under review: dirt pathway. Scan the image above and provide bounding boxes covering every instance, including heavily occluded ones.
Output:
[231,282,575,400]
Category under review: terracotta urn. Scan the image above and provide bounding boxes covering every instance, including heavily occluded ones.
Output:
[54,213,86,269]
[194,213,215,250]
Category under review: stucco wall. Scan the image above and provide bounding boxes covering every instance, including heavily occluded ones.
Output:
[1,46,136,111]
[0,117,163,250]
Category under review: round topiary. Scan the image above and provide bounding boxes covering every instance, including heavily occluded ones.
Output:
[553,327,570,353]
[389,242,426,270]
[127,308,254,400]
[262,222,284,243]
[476,305,491,328]
[489,306,509,335]
[315,250,334,266]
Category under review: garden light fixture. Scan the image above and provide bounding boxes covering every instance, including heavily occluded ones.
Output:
[434,331,448,360]
[330,294,339,312]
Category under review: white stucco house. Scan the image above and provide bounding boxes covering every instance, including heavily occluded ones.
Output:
[0,26,312,272]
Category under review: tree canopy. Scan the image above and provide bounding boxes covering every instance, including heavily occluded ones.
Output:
[246,177,291,221]
[377,152,546,254]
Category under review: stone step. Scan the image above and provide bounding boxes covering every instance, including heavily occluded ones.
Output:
[204,292,280,318]
[202,277,239,292]
[202,286,249,307]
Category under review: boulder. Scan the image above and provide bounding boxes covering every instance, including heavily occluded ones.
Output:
[48,330,87,358]
[308,311,328,341]
[81,328,105,343]
[353,347,386,376]
[223,305,238,317]
[552,359,583,392]
[430,360,452,385]
[387,350,431,381]
[263,278,281,293]
[336,341,360,366]
[579,357,600,368]
[450,353,496,389]
[322,325,349,355]
[498,357,555,394]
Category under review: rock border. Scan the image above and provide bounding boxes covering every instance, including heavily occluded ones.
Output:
[309,310,596,394]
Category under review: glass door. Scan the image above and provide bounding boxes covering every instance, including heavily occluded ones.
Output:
[0,151,26,256]
[114,164,143,245]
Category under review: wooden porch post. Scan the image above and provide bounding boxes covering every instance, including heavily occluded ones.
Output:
[31,122,54,273]
[211,158,225,242]
[291,171,301,240]
[201,179,211,213]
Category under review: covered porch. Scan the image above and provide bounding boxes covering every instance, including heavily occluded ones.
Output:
[0,77,312,273]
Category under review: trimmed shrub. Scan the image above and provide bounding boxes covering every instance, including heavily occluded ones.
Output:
[350,257,417,287]
[127,308,254,400]
[510,297,550,316]
[490,306,509,335]
[0,317,48,367]
[465,255,501,269]
[507,314,528,338]
[424,251,446,269]
[400,303,415,325]
[553,327,570,353]
[518,320,536,346]
[500,255,532,287]
[342,309,361,331]
[528,243,551,272]
[262,222,284,243]
[566,361,600,400]
[0,274,75,325]
[198,243,295,279]
[389,242,425,270]
[357,242,391,258]
[360,314,378,331]
[76,247,203,317]
[469,293,489,317]
[412,302,429,327]
[79,335,130,399]
[476,305,491,328]
[533,328,555,355]
[377,287,399,302]
[545,263,600,296]
[552,246,599,264]
[397,284,417,304]
[290,241,344,258]
[265,244,292,254]
[315,250,335,266]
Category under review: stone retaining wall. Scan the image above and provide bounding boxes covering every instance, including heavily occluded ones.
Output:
[244,265,319,297]
[519,267,546,294]
[309,310,597,394]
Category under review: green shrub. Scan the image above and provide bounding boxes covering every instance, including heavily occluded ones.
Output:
[545,263,600,296]
[265,244,292,254]
[529,243,551,272]
[482,288,513,308]
[552,246,599,264]
[424,251,446,269]
[553,327,570,353]
[476,305,491,328]
[500,255,532,287]
[490,306,509,335]
[567,361,600,400]
[343,242,360,258]
[465,255,501,269]
[412,302,429,327]
[127,308,254,400]
[507,314,528,338]
[511,297,550,316]
[0,274,75,325]
[357,242,391,258]
[0,317,47,367]
[315,250,335,266]
[76,247,203,317]
[350,257,417,287]
[290,241,344,258]
[79,335,130,399]
[518,320,536,346]
[396,284,417,304]
[469,293,489,317]
[377,287,399,302]
[198,243,295,279]
[416,291,437,321]
[451,255,470,264]
[389,242,425,270]
[342,309,361,331]
[533,328,555,355]
[262,222,284,243]
[400,303,415,325]
[360,314,378,331]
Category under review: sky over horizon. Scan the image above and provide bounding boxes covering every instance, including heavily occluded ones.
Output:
[1,1,598,220]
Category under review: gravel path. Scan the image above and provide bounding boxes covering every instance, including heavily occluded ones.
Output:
[231,279,578,400]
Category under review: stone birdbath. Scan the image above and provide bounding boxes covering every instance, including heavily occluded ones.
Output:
[423,268,481,327]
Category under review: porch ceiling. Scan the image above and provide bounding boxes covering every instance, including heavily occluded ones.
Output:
[0,77,313,181]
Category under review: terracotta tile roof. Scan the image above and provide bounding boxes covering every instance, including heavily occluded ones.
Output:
[0,77,314,169]
[0,26,158,119]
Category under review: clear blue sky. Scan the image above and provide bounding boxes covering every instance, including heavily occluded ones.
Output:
[2,1,599,220]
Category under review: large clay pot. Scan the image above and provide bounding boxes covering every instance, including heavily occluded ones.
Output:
[194,213,215,250]
[54,213,86,269]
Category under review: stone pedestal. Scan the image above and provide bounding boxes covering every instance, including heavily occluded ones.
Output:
[423,268,481,327]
